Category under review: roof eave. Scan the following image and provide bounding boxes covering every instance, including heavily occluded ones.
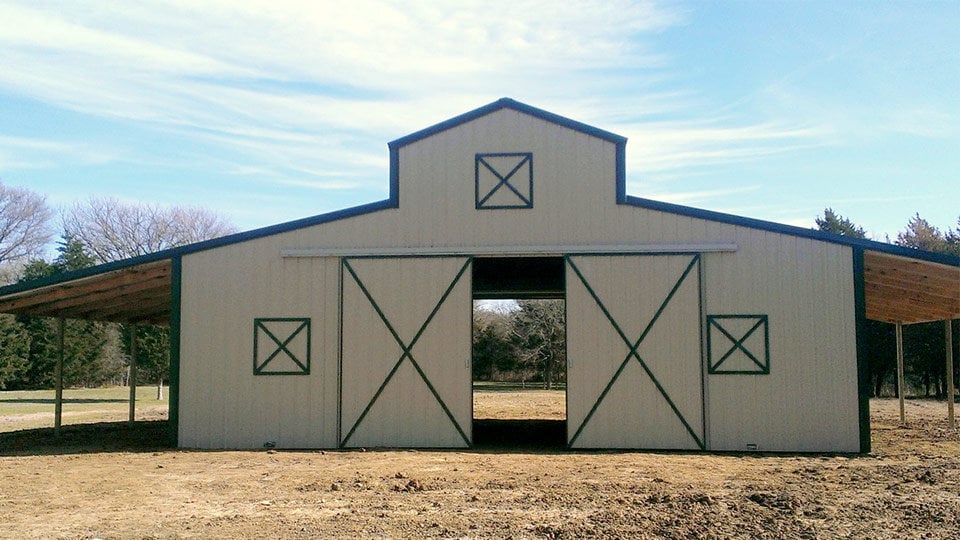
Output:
[622,195,960,267]
[388,97,628,150]
[0,198,397,297]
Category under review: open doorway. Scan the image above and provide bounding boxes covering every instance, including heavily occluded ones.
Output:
[471,257,566,448]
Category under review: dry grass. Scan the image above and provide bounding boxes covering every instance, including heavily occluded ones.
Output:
[473,383,565,420]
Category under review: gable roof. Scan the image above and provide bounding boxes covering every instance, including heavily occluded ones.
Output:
[0,98,956,325]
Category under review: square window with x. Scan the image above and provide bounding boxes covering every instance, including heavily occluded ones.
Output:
[475,152,533,209]
[253,318,311,375]
[707,314,769,374]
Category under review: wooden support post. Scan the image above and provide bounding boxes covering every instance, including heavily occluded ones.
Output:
[947,320,955,430]
[129,325,137,424]
[896,321,905,425]
[55,318,65,437]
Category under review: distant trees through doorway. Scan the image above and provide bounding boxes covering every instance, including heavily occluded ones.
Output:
[472,299,565,390]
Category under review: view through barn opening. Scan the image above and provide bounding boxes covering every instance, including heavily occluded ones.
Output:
[471,257,566,447]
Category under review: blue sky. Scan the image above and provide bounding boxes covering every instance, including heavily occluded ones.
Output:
[0,0,957,242]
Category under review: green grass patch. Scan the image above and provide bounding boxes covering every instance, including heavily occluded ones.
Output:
[0,386,166,416]
[0,386,169,432]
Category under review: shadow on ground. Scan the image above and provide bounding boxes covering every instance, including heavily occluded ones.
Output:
[472,419,566,449]
[0,421,172,456]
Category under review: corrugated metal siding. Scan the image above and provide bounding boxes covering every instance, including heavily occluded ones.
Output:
[282,109,620,250]
[567,255,703,449]
[701,233,858,452]
[178,238,340,449]
[176,106,860,451]
[340,257,471,448]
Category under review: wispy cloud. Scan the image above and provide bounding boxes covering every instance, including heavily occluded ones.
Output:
[0,135,117,169]
[643,185,762,205]
[5,0,947,236]
[0,0,763,190]
[620,121,826,183]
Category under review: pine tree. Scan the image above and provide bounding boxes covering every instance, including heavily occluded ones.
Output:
[815,208,867,238]
[896,213,947,252]
[0,314,29,389]
[13,235,117,389]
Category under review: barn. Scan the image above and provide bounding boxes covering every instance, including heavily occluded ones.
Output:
[1,98,957,452]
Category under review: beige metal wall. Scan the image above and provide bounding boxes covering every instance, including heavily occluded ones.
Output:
[701,232,859,452]
[177,106,860,451]
[340,256,471,448]
[178,238,341,448]
[567,255,704,449]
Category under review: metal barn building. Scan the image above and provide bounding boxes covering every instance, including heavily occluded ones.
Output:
[1,98,958,453]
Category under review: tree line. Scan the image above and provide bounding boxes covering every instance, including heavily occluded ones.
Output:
[0,181,235,391]
[473,300,566,389]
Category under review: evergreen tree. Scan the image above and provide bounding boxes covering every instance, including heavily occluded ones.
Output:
[0,314,29,389]
[122,325,169,395]
[472,308,515,381]
[896,213,947,253]
[815,208,867,238]
[893,215,957,399]
[945,215,960,256]
[12,235,117,389]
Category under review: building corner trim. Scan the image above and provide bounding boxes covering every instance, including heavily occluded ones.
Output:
[853,248,871,453]
[168,255,182,447]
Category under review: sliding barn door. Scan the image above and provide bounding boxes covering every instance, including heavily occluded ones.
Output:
[566,254,705,449]
[339,256,472,448]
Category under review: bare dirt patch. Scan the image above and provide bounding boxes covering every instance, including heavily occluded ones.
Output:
[0,397,957,539]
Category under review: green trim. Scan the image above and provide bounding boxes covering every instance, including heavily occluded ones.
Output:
[253,318,311,375]
[475,152,533,209]
[697,256,708,448]
[168,256,181,447]
[340,257,472,447]
[706,315,770,374]
[563,287,570,445]
[566,254,704,449]
[337,258,344,446]
[853,248,871,453]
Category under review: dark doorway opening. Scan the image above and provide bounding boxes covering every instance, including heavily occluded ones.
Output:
[471,256,566,449]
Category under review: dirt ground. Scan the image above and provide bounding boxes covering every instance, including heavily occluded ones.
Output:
[0,397,957,539]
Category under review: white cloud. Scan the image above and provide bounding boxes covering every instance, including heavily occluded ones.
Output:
[621,121,825,178]
[0,0,696,189]
[0,135,118,169]
[643,185,762,205]
[0,0,850,201]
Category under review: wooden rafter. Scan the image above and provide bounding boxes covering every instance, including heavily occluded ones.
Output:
[0,259,173,325]
[864,251,959,324]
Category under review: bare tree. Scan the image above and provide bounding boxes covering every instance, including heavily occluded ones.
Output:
[61,196,237,263]
[61,196,238,398]
[511,300,566,389]
[0,181,53,268]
